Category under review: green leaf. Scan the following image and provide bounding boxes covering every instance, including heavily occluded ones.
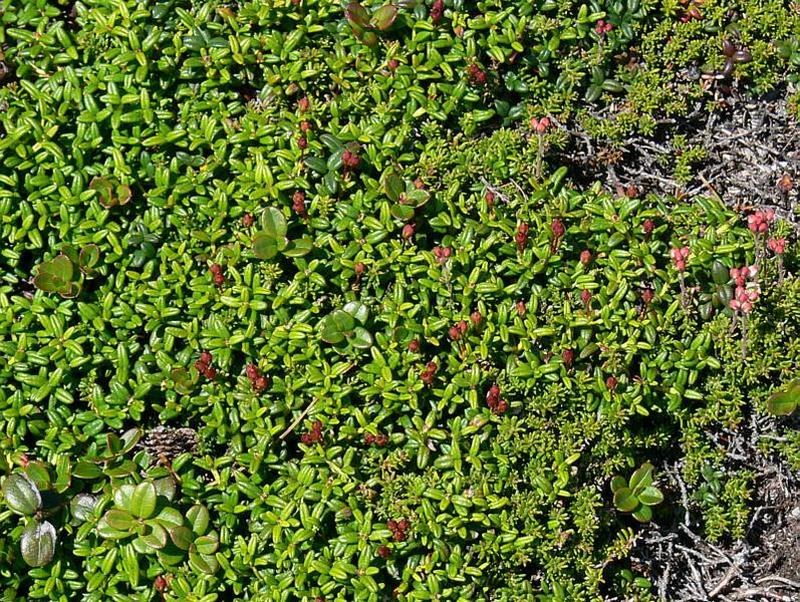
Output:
[120,428,142,453]
[261,207,287,239]
[632,504,653,523]
[766,381,800,416]
[343,301,369,324]
[187,504,210,536]
[194,534,219,555]
[350,326,373,349]
[33,273,65,293]
[283,237,313,257]
[155,507,185,528]
[330,309,356,333]
[23,463,51,491]
[129,482,157,518]
[1,474,41,515]
[20,521,56,567]
[319,315,346,344]
[114,484,135,509]
[253,231,279,259]
[628,463,654,495]
[188,550,219,574]
[153,476,177,501]
[372,4,398,30]
[79,244,100,273]
[70,494,97,523]
[73,461,103,480]
[165,525,193,551]
[140,523,168,550]
[345,2,370,28]
[711,260,729,285]
[382,170,405,202]
[613,487,638,512]
[610,475,627,494]
[405,188,430,207]
[638,486,664,506]
[104,509,135,531]
[391,204,415,221]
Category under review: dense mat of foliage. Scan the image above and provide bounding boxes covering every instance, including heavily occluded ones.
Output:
[1,0,799,600]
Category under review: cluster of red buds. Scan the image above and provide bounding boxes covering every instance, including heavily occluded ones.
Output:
[154,575,170,593]
[448,320,469,341]
[245,363,268,393]
[300,420,323,445]
[516,300,526,315]
[641,288,654,305]
[387,519,410,542]
[550,218,565,252]
[730,265,757,287]
[581,289,592,310]
[342,149,360,173]
[729,265,759,314]
[402,223,415,240]
[580,250,592,265]
[515,222,529,251]
[768,237,786,255]
[242,213,254,228]
[297,97,309,112]
[470,310,482,326]
[407,339,420,352]
[562,348,574,368]
[297,135,308,150]
[433,246,452,263]
[606,376,618,391]
[670,246,690,272]
[377,544,391,558]
[730,285,759,314]
[195,351,217,380]
[387,58,399,72]
[486,384,508,415]
[430,0,444,24]
[466,63,487,86]
[209,263,224,287]
[420,361,438,385]
[595,19,613,34]
[300,120,312,133]
[643,219,655,237]
[531,116,551,133]
[747,209,775,234]
[364,432,389,447]
[485,190,495,208]
[292,190,307,218]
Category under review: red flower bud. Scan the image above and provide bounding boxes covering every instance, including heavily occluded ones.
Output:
[292,190,307,217]
[580,250,592,265]
[606,376,618,391]
[642,219,655,236]
[209,263,222,274]
[402,223,415,240]
[298,97,309,112]
[297,135,307,149]
[470,311,482,325]
[200,351,213,365]
[448,325,461,340]
[154,576,169,592]
[387,59,399,72]
[414,178,426,190]
[457,320,468,334]
[355,262,366,276]
[246,363,259,380]
[300,120,312,133]
[242,213,254,227]
[562,348,574,367]
[253,376,268,392]
[203,366,217,380]
[642,288,654,304]
[408,339,420,353]
[485,191,495,207]
[516,300,526,315]
[581,289,592,306]
[377,545,391,558]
